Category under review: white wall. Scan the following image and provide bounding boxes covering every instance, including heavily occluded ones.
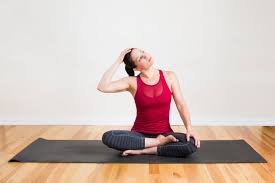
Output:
[0,0,274,125]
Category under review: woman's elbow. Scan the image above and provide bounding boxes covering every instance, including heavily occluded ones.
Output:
[97,85,106,92]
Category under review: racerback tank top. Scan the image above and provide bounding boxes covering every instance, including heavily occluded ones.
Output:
[130,69,174,134]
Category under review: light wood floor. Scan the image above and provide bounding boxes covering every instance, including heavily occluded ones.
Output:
[0,125,274,183]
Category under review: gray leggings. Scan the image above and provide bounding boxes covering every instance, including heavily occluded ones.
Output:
[102,130,198,157]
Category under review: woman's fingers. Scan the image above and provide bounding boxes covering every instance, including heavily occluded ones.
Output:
[186,131,201,148]
[120,48,132,56]
[193,135,198,147]
[195,137,200,148]
[198,140,200,148]
[118,48,132,60]
[123,48,132,53]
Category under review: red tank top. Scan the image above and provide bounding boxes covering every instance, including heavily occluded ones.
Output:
[131,69,174,134]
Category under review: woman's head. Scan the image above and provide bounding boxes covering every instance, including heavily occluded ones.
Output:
[123,48,153,76]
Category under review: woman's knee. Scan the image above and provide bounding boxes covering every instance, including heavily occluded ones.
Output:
[102,130,114,146]
[101,130,135,147]
[172,133,197,152]
[187,137,198,153]
[101,130,144,151]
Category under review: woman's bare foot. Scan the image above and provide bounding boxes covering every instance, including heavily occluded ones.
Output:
[121,135,179,156]
[156,134,179,145]
[121,149,143,156]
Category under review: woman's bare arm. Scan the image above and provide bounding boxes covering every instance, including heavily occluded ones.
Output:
[97,61,130,93]
[97,48,132,93]
[170,71,192,131]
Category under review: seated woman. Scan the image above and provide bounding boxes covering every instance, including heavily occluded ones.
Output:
[97,48,200,157]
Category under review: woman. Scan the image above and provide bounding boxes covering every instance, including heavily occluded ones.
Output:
[97,48,200,157]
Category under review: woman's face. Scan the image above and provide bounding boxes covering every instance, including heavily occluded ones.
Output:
[131,48,153,71]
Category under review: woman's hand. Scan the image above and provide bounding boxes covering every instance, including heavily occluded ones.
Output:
[186,129,200,148]
[116,48,132,64]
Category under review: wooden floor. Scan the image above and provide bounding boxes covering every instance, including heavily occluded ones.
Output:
[0,125,274,183]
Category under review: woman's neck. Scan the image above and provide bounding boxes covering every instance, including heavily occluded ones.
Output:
[140,67,158,79]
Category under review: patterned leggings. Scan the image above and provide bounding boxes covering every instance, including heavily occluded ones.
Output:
[102,130,198,157]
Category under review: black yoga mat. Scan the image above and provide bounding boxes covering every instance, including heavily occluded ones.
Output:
[8,137,267,164]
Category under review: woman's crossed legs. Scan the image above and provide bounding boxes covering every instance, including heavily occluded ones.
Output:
[102,130,198,157]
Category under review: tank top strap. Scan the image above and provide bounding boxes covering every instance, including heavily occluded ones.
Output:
[159,69,167,86]
[135,73,142,95]
[136,73,141,85]
[159,69,171,93]
[159,69,164,81]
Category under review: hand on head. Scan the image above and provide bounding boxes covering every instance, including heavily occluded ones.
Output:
[117,48,133,64]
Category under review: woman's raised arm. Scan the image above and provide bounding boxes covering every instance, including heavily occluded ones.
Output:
[97,48,132,93]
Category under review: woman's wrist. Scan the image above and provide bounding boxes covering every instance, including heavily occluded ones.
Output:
[186,126,192,131]
[115,59,122,64]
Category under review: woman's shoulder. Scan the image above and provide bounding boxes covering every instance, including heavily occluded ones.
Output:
[162,70,175,82]
[127,75,138,87]
[128,75,138,80]
[162,69,175,75]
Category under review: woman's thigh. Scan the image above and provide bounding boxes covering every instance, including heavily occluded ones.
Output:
[111,130,146,137]
[102,130,146,150]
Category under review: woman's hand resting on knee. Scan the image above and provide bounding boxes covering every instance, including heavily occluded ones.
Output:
[186,129,200,148]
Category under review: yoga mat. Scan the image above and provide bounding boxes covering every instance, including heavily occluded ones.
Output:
[8,138,267,164]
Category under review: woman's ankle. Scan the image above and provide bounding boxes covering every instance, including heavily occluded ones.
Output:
[144,137,160,148]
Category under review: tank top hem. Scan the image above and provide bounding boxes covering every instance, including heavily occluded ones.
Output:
[131,129,174,135]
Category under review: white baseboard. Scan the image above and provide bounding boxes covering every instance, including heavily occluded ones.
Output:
[0,119,274,126]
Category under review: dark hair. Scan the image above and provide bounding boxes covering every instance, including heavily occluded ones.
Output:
[123,48,137,76]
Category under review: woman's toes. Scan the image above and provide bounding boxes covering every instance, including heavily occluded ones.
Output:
[157,135,179,145]
[174,137,179,142]
[168,135,179,142]
[122,150,131,156]
[121,149,143,156]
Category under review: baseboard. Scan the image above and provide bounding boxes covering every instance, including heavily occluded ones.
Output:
[0,119,274,126]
